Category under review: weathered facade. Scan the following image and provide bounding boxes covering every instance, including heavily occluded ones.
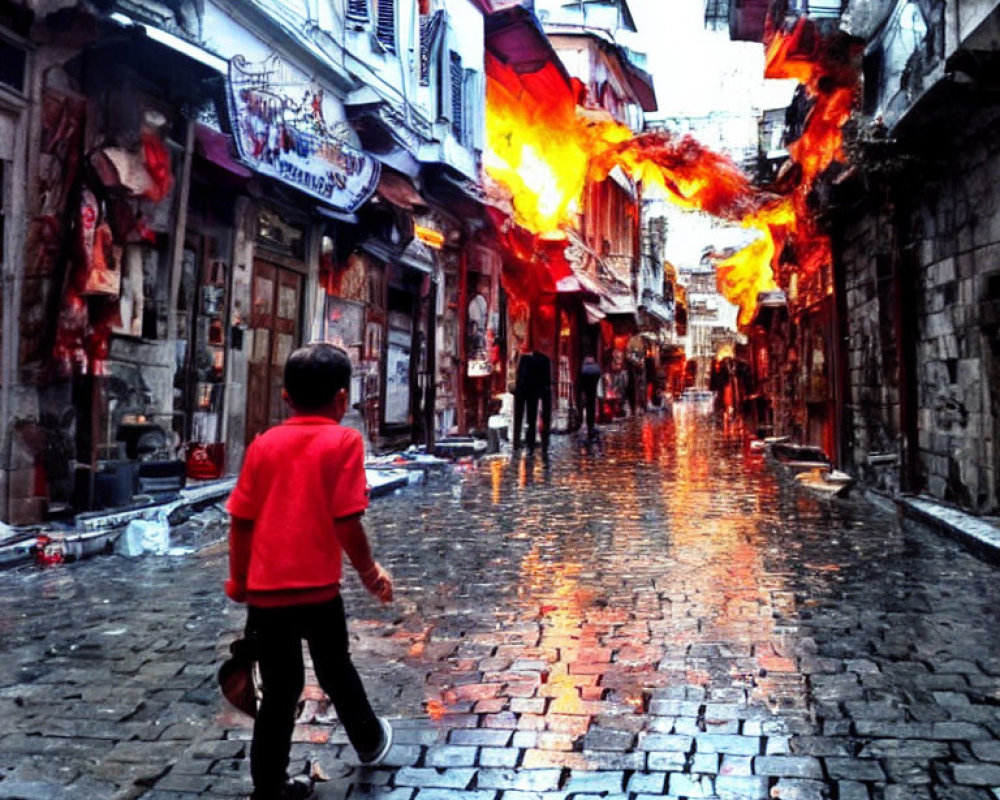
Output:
[836,97,1000,512]
[538,0,658,424]
[0,0,490,524]
[730,0,1000,514]
[822,0,998,512]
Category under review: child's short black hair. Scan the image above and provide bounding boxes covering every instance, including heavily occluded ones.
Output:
[283,343,351,410]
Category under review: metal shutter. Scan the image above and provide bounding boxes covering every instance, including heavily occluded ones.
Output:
[377,0,396,53]
[346,0,368,21]
[449,51,463,140]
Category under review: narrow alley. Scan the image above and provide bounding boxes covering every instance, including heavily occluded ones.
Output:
[2,414,999,800]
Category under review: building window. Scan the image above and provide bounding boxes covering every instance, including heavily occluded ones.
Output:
[346,0,368,22]
[420,10,444,87]
[449,51,463,140]
[0,40,26,93]
[376,0,396,53]
[704,0,729,31]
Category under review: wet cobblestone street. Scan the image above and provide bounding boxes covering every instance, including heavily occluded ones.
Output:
[2,414,1000,800]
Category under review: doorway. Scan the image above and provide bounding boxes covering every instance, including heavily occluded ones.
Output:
[246,259,302,443]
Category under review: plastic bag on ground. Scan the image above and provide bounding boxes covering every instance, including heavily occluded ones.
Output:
[115,511,170,557]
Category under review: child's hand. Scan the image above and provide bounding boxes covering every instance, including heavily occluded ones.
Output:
[225,578,247,603]
[360,562,393,604]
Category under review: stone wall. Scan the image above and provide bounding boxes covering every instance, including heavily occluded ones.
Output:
[837,98,1000,513]
[902,103,1000,512]
[838,187,904,495]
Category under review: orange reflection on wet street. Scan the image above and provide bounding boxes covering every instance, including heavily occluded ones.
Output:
[408,413,818,767]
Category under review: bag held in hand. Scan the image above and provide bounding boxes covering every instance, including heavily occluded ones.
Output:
[217,633,261,718]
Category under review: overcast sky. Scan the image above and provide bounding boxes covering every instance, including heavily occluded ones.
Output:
[624,0,796,117]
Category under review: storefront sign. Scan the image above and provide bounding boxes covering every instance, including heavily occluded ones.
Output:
[467,359,492,378]
[227,55,380,212]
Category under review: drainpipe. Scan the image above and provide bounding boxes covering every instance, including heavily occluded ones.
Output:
[891,184,921,493]
[424,271,438,450]
[830,215,851,469]
[1,202,15,523]
[457,245,468,433]
[166,118,195,441]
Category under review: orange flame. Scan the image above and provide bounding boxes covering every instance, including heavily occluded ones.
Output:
[485,18,859,323]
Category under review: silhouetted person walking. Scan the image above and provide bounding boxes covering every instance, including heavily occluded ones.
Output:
[577,355,602,443]
[513,349,552,456]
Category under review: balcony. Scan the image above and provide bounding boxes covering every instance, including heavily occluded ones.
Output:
[730,0,847,42]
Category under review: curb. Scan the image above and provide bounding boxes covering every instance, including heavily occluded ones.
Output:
[897,495,1000,565]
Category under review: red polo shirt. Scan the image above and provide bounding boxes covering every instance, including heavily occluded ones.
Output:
[226,416,370,606]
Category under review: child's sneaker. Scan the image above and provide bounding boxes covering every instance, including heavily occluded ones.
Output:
[250,775,314,800]
[358,717,393,766]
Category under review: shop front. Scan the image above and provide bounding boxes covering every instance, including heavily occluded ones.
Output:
[31,29,232,515]
[462,242,502,434]
[8,7,382,521]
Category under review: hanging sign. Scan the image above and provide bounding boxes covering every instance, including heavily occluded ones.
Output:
[227,55,380,212]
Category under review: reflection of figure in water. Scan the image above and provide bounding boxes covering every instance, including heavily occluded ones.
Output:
[513,347,552,457]
[577,355,602,446]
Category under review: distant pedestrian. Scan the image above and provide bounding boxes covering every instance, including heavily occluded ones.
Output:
[513,347,552,456]
[225,343,394,800]
[577,355,602,443]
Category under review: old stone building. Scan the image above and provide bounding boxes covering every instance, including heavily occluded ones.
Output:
[834,97,1000,512]
[830,0,1000,513]
[726,0,1000,515]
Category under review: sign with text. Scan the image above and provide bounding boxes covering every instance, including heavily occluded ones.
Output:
[227,55,379,212]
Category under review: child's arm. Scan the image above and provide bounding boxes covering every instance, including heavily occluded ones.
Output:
[226,515,254,602]
[335,513,393,603]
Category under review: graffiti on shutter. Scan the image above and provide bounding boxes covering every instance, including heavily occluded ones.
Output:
[377,0,396,52]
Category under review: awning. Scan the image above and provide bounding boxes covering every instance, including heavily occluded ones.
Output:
[556,275,584,294]
[584,301,606,325]
[574,270,607,298]
[315,206,359,224]
[485,5,574,90]
[376,169,426,210]
[360,236,435,275]
[607,165,636,198]
[193,124,253,178]
[599,293,637,317]
[107,11,228,73]
[620,55,658,112]
[373,147,422,180]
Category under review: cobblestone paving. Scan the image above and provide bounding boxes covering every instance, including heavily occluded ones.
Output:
[2,414,1000,800]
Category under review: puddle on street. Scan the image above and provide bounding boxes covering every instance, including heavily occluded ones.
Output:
[356,412,959,765]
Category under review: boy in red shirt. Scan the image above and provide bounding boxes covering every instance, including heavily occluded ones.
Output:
[226,343,393,800]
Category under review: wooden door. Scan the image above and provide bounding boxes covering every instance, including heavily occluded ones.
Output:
[246,260,302,444]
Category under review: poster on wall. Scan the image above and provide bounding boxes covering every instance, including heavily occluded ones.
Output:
[323,296,364,352]
[466,293,491,377]
[384,342,411,426]
[227,55,380,212]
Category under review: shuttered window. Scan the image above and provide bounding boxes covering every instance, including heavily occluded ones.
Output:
[376,0,396,53]
[449,51,463,141]
[419,11,444,87]
[346,0,368,21]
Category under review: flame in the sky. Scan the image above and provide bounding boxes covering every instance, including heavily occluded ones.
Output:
[484,16,859,324]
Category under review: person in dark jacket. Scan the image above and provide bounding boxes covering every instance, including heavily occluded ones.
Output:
[577,355,602,442]
[513,348,552,455]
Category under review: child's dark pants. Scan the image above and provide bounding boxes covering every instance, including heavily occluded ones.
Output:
[247,595,382,795]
